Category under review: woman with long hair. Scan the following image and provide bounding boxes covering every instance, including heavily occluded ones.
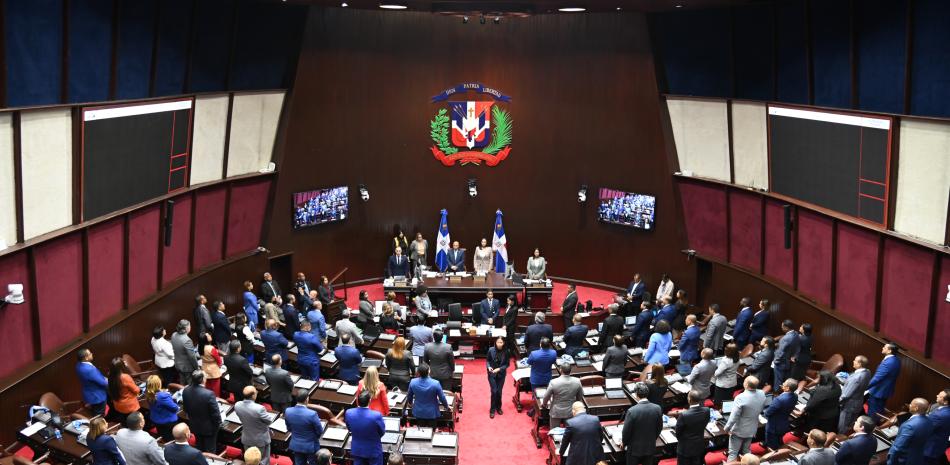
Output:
[380,302,399,333]
[145,375,178,441]
[712,342,740,406]
[644,363,669,405]
[486,337,510,417]
[356,366,390,415]
[473,238,493,274]
[87,417,125,465]
[384,336,415,391]
[107,357,140,424]
[201,338,223,397]
[318,275,335,306]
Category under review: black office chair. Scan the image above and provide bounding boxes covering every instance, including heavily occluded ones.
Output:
[447,303,463,321]
[471,302,483,326]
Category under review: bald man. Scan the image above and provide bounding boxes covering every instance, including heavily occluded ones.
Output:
[888,398,934,465]
[234,387,274,465]
[163,424,208,465]
[558,402,604,465]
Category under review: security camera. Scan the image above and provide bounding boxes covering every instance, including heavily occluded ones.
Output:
[467,179,478,198]
[578,185,588,203]
[358,184,370,202]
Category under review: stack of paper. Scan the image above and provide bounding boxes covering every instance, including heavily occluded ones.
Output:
[454,365,464,373]
[670,382,690,394]
[337,384,358,395]
[321,353,337,363]
[270,418,288,433]
[432,434,458,448]
[660,429,678,444]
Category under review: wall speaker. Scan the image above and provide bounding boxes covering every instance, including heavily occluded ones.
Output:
[783,204,793,249]
[164,200,175,247]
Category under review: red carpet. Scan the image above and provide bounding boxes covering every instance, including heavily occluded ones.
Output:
[342,281,619,311]
[454,359,549,465]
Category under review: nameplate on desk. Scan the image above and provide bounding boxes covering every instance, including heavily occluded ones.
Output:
[319,380,342,390]
[472,275,486,282]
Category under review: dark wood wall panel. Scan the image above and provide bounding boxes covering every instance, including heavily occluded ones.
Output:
[795,209,833,305]
[727,189,762,271]
[86,218,126,327]
[879,238,934,353]
[127,205,161,304]
[0,252,35,380]
[193,186,227,269]
[161,194,193,285]
[33,233,83,354]
[834,221,879,327]
[763,200,794,286]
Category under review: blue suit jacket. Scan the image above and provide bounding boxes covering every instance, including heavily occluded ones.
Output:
[656,304,677,324]
[211,311,232,345]
[527,348,558,386]
[76,362,108,405]
[679,325,701,363]
[748,310,770,342]
[387,255,410,278]
[631,309,654,344]
[446,249,465,270]
[764,391,798,433]
[306,310,327,340]
[626,281,645,299]
[924,405,950,459]
[345,407,386,458]
[868,355,901,399]
[243,291,259,328]
[283,305,301,336]
[335,344,363,383]
[563,324,588,357]
[479,298,500,323]
[732,307,754,344]
[888,414,934,465]
[407,376,448,420]
[163,442,208,465]
[285,405,323,454]
[261,329,290,361]
[835,433,877,465]
[88,433,126,465]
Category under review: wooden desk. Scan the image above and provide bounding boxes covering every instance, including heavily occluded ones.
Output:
[405,391,459,431]
[582,393,632,420]
[384,273,538,307]
[309,386,356,412]
[318,426,349,461]
[401,433,459,465]
[343,432,403,462]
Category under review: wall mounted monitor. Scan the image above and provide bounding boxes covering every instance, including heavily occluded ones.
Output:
[82,99,193,220]
[293,186,348,229]
[768,105,893,226]
[598,188,656,230]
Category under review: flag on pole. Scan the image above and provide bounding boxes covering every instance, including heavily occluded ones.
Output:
[492,209,508,273]
[435,209,451,272]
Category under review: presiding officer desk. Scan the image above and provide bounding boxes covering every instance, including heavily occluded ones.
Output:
[384,272,553,311]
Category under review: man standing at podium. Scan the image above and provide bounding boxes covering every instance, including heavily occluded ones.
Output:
[446,241,466,272]
[387,247,410,278]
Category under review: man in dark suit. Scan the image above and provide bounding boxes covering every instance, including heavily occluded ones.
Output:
[525,312,554,353]
[261,319,290,362]
[561,284,579,330]
[655,296,677,325]
[773,319,800,389]
[346,391,386,465]
[747,336,775,388]
[75,348,108,416]
[264,355,294,412]
[210,301,232,354]
[559,402,604,465]
[610,274,646,313]
[563,314,588,358]
[763,378,798,449]
[888,398,934,465]
[620,382,662,465]
[599,305,625,351]
[335,334,364,385]
[479,290,500,327]
[630,302,654,348]
[223,341,253,401]
[446,241,465,272]
[261,272,282,305]
[423,329,456,389]
[387,247,411,278]
[282,294,301,339]
[193,295,213,338]
[677,315,701,368]
[675,390,711,465]
[835,416,878,465]
[181,371,221,453]
[294,272,314,307]
[164,423,209,465]
[868,343,901,419]
[732,298,754,349]
[285,392,323,465]
[924,389,949,465]
[748,299,770,343]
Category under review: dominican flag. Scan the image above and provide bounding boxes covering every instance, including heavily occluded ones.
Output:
[435,209,451,272]
[492,209,508,273]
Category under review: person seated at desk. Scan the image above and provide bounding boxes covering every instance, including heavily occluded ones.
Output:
[164,423,209,465]
[479,289,501,327]
[346,391,387,465]
[525,312,554,353]
[261,318,291,363]
[335,309,364,347]
[473,238,493,274]
[356,366,390,416]
[336,334,364,385]
[563,314,588,358]
[799,429,836,465]
[763,378,799,449]
[645,320,673,366]
[835,415,878,465]
[407,363,449,428]
[888,398,934,465]
[115,412,165,465]
[526,248,546,280]
[265,355,295,412]
[543,362,583,428]
[87,417,126,465]
[603,335,628,379]
[559,401,604,465]
[380,303,400,333]
[413,286,435,322]
[408,315,433,358]
[285,391,324,465]
[424,328,455,390]
[295,320,325,381]
[76,348,109,417]
[526,338,558,417]
[387,247,411,279]
[674,390,711,465]
[385,337,416,391]
[446,241,465,272]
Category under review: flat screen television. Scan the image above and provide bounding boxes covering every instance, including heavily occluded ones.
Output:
[597,188,656,230]
[293,186,348,229]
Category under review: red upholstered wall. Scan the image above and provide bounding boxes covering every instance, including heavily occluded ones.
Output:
[162,195,193,285]
[680,180,727,261]
[86,219,125,327]
[33,233,83,353]
[796,210,833,306]
[879,239,935,353]
[728,190,762,271]
[127,206,160,304]
[933,256,950,366]
[764,200,794,286]
[193,187,227,269]
[225,179,270,257]
[834,222,879,327]
[0,252,34,379]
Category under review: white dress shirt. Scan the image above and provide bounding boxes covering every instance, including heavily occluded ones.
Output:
[151,336,175,369]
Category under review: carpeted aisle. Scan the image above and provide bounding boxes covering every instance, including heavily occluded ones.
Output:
[454,359,550,465]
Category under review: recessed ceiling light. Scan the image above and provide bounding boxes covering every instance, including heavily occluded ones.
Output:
[558,7,586,12]
[616,7,622,10]
[675,4,684,7]
[341,2,348,6]
[379,3,407,9]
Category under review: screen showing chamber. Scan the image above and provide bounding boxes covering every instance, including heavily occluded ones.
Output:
[598,188,656,230]
[293,186,348,229]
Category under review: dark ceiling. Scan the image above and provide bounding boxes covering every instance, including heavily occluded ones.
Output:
[277,0,761,14]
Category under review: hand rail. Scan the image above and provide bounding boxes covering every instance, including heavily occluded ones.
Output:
[329,267,349,301]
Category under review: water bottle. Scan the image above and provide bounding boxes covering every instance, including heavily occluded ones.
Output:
[54,428,62,440]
